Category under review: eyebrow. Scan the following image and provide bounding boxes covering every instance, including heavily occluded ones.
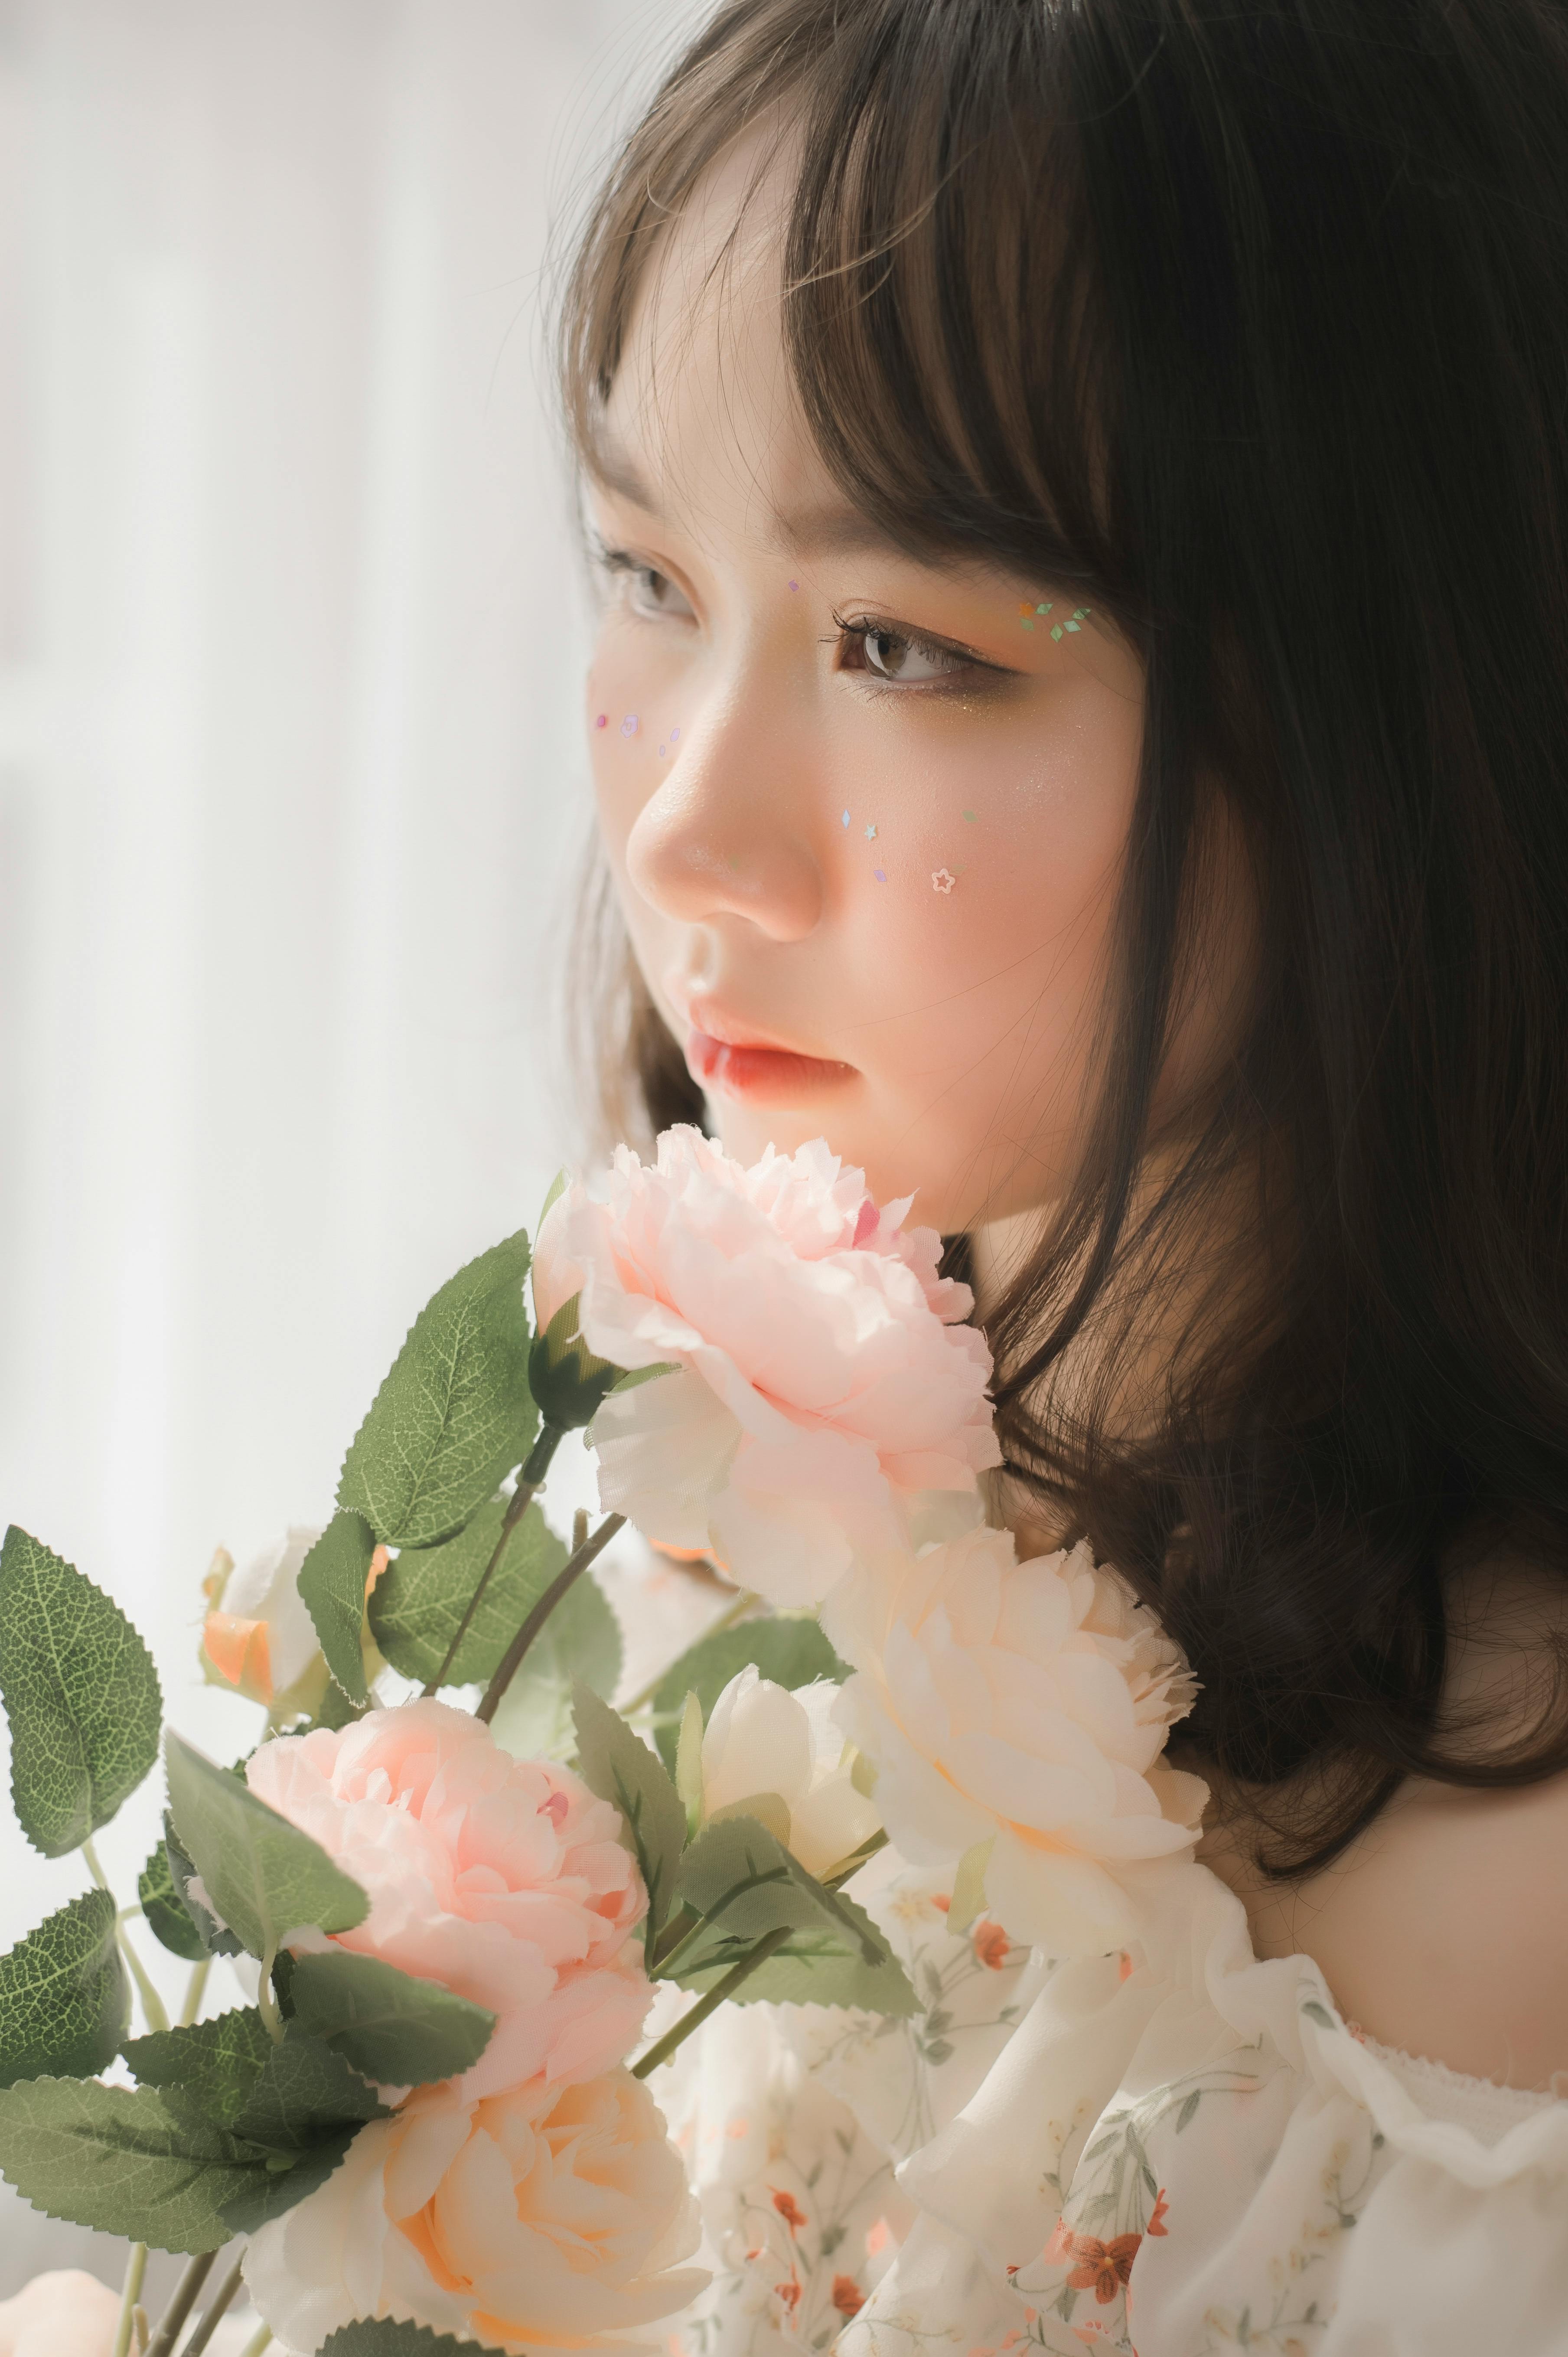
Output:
[586,438,910,564]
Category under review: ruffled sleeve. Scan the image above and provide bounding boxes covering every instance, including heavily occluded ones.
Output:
[841,1863,1568,2357]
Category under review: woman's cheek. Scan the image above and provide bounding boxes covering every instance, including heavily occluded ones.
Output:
[586,624,682,845]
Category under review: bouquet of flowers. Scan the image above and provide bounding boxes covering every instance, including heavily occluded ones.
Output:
[0,1129,1206,2357]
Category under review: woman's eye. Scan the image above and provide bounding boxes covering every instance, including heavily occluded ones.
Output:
[625,564,694,623]
[838,618,972,684]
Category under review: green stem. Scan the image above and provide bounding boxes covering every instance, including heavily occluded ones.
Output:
[84,1837,170,2035]
[475,1510,625,1725]
[237,2328,273,2357]
[179,1955,212,2030]
[111,2244,148,2357]
[618,1586,760,1718]
[632,1924,794,2080]
[143,2252,217,2357]
[178,2252,247,2357]
[649,1909,707,1978]
[422,1423,564,1696]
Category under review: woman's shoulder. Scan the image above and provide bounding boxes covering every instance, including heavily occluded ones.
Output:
[1205,1560,1568,2092]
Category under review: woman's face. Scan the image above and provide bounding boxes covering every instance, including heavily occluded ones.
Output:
[583,150,1154,1234]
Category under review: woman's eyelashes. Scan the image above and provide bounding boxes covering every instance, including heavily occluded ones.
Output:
[593,544,696,624]
[830,610,1005,691]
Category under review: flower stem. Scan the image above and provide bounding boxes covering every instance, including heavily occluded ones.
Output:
[178,2251,247,2357]
[237,2328,272,2357]
[422,1423,565,1696]
[143,2252,217,2357]
[111,2244,147,2357]
[84,1837,170,2035]
[178,1955,212,2029]
[475,1510,625,1725]
[632,1924,793,2079]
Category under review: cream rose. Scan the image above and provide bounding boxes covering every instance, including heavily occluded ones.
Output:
[246,1700,650,2097]
[242,2069,707,2357]
[832,1528,1209,1954]
[699,1668,882,1879]
[533,1128,1000,1606]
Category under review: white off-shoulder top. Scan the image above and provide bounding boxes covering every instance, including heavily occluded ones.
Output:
[649,1852,1568,2357]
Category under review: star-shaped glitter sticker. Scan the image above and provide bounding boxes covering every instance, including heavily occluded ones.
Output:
[931,867,956,894]
[864,823,877,839]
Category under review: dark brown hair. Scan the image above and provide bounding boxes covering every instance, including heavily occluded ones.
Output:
[560,0,1568,1873]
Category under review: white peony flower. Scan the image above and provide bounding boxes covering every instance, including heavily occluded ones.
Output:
[831,1527,1209,1955]
[699,1668,882,1879]
[531,1127,1000,1607]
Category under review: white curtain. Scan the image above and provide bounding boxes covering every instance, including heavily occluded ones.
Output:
[0,0,707,2212]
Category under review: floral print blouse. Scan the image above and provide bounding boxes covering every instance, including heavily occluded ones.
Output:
[648,1851,1568,2357]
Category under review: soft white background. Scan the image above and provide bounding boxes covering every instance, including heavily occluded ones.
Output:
[0,0,707,2290]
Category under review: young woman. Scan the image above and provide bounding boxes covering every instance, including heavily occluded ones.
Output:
[565,0,1568,2342]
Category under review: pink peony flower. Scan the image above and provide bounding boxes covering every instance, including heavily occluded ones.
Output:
[832,1529,1209,1955]
[533,1128,1000,1605]
[246,1700,649,2098]
[242,2068,707,2357]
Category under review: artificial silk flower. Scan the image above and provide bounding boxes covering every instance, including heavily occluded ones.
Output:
[200,1525,388,1720]
[831,1528,1209,1955]
[698,1668,882,1880]
[0,2272,120,2357]
[245,1700,651,2100]
[531,1127,1000,1606]
[242,2069,706,2357]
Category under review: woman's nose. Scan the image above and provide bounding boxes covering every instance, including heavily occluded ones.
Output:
[623,685,825,942]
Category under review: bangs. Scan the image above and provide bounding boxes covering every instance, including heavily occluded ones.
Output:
[561,0,1137,647]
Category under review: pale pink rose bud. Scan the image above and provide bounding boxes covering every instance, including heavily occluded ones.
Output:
[245,1699,652,2099]
[700,1668,881,1880]
[200,1525,326,1713]
[832,1528,1209,1956]
[200,1525,388,1720]
[552,1127,1002,1606]
[0,2273,120,2357]
[242,2069,707,2356]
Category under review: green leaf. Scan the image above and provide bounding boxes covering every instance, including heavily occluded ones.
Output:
[570,1683,685,1959]
[673,1918,919,2017]
[297,1511,376,1704]
[0,1891,130,2089]
[0,2074,276,2253]
[487,1570,622,1761]
[321,2326,474,2357]
[163,1814,242,1958]
[137,1832,208,1963]
[651,1618,845,1770]
[285,1949,496,2089]
[124,2008,274,2125]
[0,1526,163,1856]
[219,2126,361,2236]
[672,1815,916,2016]
[368,1496,566,1688]
[336,1230,539,1549]
[228,2035,387,2150]
[164,1732,368,1960]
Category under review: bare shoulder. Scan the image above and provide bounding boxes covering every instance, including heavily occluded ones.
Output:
[1200,1563,1568,2092]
